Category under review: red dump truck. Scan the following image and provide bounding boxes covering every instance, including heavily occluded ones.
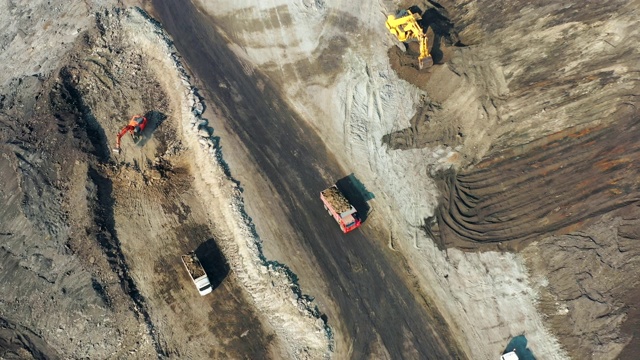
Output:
[320,185,361,233]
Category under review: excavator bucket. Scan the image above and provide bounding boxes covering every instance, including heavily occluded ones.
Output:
[132,127,142,142]
[419,56,434,70]
[418,33,433,69]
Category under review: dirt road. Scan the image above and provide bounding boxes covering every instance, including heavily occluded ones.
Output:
[150,1,465,358]
[75,13,286,358]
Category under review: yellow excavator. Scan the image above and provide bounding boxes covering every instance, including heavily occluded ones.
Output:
[385,9,433,69]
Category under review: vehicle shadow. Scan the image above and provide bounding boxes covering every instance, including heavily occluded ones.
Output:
[136,110,167,147]
[335,173,374,222]
[396,5,459,66]
[195,238,230,291]
[502,335,536,360]
[420,7,455,65]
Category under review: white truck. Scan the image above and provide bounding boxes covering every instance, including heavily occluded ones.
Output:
[181,252,212,296]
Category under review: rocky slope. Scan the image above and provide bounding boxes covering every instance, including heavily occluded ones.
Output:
[1,4,330,359]
[423,1,640,358]
[0,6,160,357]
[2,0,640,358]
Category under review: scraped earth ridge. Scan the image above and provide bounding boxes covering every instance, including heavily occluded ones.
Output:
[0,6,329,359]
[122,8,331,358]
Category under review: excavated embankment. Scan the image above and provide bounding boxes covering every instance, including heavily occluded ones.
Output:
[2,5,330,358]
[434,109,640,249]
[0,39,163,359]
[431,107,640,358]
[5,0,640,358]
[382,1,640,358]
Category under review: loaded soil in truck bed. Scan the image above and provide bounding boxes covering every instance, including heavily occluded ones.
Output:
[182,254,206,278]
[321,187,352,214]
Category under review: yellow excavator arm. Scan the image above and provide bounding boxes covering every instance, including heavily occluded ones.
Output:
[385,10,433,69]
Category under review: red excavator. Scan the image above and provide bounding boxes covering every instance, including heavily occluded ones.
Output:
[113,115,148,153]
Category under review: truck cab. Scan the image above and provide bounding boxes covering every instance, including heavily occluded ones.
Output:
[338,208,361,233]
[194,276,212,296]
[500,351,519,360]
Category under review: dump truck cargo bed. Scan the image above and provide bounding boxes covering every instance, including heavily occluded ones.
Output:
[320,185,362,233]
[320,186,353,214]
[181,252,212,295]
[181,253,206,278]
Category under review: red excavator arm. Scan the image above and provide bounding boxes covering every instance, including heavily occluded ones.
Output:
[113,115,148,153]
[115,125,135,151]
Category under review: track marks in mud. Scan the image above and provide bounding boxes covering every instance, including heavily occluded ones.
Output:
[434,116,640,249]
[524,207,640,359]
[382,98,464,150]
[342,63,384,173]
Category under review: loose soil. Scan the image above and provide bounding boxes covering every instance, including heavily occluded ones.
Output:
[4,0,640,359]
[384,1,640,358]
[321,187,352,214]
[0,9,280,359]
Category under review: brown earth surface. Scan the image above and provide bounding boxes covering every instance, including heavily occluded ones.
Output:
[382,1,640,358]
[523,207,640,359]
[4,0,640,358]
[0,10,281,359]
[434,111,640,249]
[149,1,465,358]
[430,110,640,358]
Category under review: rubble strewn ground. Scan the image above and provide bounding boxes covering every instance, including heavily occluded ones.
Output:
[193,0,640,358]
[2,0,640,359]
[1,4,328,359]
[121,9,331,357]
